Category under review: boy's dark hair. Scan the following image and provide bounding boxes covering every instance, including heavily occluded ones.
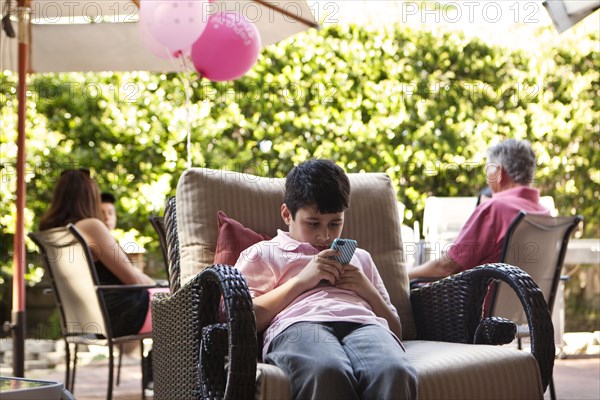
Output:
[284,159,350,218]
[101,192,115,204]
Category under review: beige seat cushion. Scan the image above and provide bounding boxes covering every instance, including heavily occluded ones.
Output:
[176,167,416,339]
[405,341,542,399]
[255,363,291,400]
[254,341,542,400]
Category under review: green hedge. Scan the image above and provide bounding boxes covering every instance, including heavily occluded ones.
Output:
[1,22,598,295]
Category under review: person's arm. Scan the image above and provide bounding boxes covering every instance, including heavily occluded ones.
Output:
[407,256,462,280]
[364,284,402,338]
[410,201,496,281]
[252,248,344,333]
[252,276,309,333]
[75,218,155,285]
[336,264,402,338]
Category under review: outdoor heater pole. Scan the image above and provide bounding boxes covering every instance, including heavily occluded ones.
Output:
[12,0,30,378]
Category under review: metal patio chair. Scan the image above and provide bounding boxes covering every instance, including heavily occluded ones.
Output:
[29,224,154,400]
[486,211,583,400]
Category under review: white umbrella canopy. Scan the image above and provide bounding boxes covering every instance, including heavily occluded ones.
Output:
[1,0,318,73]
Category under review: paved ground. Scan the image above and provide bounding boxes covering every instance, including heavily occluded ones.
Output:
[26,355,148,400]
[544,356,600,400]
[18,354,599,400]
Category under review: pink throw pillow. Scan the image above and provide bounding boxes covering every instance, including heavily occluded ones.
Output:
[214,211,271,266]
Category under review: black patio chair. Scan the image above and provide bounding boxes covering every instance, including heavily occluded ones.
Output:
[486,211,583,400]
[29,224,155,400]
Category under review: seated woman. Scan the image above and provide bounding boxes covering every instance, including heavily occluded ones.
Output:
[39,169,159,337]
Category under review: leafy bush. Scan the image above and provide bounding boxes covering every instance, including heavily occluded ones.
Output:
[1,23,598,323]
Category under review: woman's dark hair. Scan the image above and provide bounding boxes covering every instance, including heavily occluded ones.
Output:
[284,159,350,218]
[39,169,102,230]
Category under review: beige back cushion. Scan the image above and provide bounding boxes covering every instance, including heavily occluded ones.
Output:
[31,227,109,336]
[176,168,416,339]
[493,214,578,324]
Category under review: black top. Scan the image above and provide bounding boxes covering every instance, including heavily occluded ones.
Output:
[95,260,149,337]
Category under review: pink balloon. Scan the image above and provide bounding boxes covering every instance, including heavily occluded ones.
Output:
[138,14,172,60]
[140,0,209,53]
[191,12,262,81]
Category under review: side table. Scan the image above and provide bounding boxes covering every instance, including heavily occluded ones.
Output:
[0,376,75,400]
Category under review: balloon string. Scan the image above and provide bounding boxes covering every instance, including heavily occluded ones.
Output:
[178,54,193,170]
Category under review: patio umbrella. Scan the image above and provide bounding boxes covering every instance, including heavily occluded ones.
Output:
[2,0,318,72]
[1,0,317,377]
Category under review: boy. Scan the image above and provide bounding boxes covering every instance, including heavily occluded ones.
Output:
[100,192,117,231]
[235,159,417,399]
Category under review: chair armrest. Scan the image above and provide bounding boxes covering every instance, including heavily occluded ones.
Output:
[410,263,554,392]
[409,277,444,290]
[151,273,204,399]
[151,265,257,400]
[197,265,257,400]
[97,284,162,291]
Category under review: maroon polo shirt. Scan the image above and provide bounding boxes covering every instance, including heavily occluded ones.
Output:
[447,186,550,270]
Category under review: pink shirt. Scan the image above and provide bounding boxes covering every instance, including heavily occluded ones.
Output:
[235,230,399,359]
[447,186,550,270]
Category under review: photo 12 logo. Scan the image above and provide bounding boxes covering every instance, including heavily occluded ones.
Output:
[1,80,142,104]
[13,1,140,24]
[400,1,541,24]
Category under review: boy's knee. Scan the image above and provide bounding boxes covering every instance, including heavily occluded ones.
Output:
[393,363,419,400]
[312,358,350,380]
[367,360,418,399]
[298,364,357,400]
[394,362,418,384]
[273,352,357,400]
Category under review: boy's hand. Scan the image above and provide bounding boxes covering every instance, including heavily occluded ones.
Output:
[336,264,377,300]
[296,248,345,289]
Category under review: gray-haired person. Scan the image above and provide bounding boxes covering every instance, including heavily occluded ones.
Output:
[409,139,550,280]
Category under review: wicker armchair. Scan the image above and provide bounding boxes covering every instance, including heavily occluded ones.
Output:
[152,168,555,399]
[149,215,169,280]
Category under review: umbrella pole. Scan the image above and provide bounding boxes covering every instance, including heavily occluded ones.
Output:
[11,0,30,378]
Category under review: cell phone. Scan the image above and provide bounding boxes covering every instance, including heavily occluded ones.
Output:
[330,238,357,265]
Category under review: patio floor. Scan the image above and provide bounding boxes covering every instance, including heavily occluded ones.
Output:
[19,354,600,400]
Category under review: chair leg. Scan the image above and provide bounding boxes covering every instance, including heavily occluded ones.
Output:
[117,343,123,386]
[140,340,146,400]
[71,343,78,394]
[549,375,556,400]
[64,340,71,392]
[107,343,114,400]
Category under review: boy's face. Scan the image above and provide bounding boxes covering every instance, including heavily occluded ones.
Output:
[100,202,117,230]
[281,204,344,250]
